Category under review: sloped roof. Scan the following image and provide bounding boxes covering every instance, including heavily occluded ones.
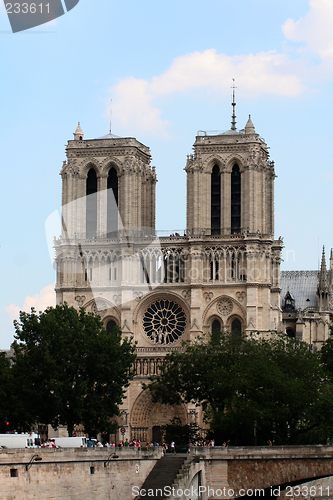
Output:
[280,271,319,311]
[97,133,121,139]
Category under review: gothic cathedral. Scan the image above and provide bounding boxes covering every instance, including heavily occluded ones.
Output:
[55,110,333,442]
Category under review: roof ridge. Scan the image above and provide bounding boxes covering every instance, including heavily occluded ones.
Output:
[281,270,319,275]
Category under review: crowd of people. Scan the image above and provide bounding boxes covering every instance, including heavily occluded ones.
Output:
[41,439,58,448]
[39,437,217,450]
[97,438,216,451]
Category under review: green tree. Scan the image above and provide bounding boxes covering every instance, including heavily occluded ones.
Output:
[164,418,200,449]
[320,328,333,375]
[148,332,332,445]
[11,303,136,436]
[0,352,12,433]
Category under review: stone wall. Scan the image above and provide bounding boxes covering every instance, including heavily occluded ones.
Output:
[0,447,162,500]
[3,446,333,500]
[173,446,333,500]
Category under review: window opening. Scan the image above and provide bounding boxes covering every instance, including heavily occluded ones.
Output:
[211,319,222,344]
[106,320,117,334]
[212,319,221,334]
[211,165,221,235]
[107,167,118,237]
[286,328,295,338]
[231,319,242,337]
[215,256,219,280]
[86,168,97,238]
[231,165,241,233]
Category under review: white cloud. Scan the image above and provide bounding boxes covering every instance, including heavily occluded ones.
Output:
[283,0,333,58]
[111,49,304,136]
[110,0,333,137]
[5,284,56,323]
[112,77,170,137]
[150,50,303,97]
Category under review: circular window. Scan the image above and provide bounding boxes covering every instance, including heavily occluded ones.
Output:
[217,298,233,316]
[143,299,186,345]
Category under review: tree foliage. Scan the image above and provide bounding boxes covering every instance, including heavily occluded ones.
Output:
[164,418,200,448]
[320,328,333,376]
[148,332,333,445]
[11,303,136,436]
[0,352,12,433]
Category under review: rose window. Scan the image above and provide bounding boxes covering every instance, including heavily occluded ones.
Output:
[143,299,186,345]
[217,298,233,316]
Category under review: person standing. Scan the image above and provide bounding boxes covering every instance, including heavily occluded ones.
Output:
[171,441,176,454]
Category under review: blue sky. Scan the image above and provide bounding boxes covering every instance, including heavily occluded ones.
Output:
[1,0,333,349]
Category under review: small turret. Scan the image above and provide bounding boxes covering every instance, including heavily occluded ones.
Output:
[73,122,84,141]
[318,246,329,310]
[245,115,255,134]
[319,246,328,286]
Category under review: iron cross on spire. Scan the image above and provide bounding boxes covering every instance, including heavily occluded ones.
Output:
[231,79,237,131]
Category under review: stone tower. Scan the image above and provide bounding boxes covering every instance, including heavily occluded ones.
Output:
[183,114,282,336]
[60,124,156,241]
[56,126,157,308]
[186,115,274,237]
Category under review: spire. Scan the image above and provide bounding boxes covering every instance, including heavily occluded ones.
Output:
[245,115,255,134]
[74,122,84,141]
[318,246,329,310]
[318,245,328,290]
[231,79,237,131]
[320,246,327,276]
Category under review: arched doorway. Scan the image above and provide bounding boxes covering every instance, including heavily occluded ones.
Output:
[130,389,187,443]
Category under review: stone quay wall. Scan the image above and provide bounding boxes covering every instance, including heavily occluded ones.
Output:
[0,446,162,500]
[173,446,333,500]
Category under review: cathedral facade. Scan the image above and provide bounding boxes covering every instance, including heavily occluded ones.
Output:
[54,113,332,443]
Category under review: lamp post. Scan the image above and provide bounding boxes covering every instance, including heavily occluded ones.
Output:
[272,421,276,446]
[26,455,42,471]
[104,452,119,468]
[254,421,257,446]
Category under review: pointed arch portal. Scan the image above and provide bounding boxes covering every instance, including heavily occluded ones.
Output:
[130,389,187,443]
